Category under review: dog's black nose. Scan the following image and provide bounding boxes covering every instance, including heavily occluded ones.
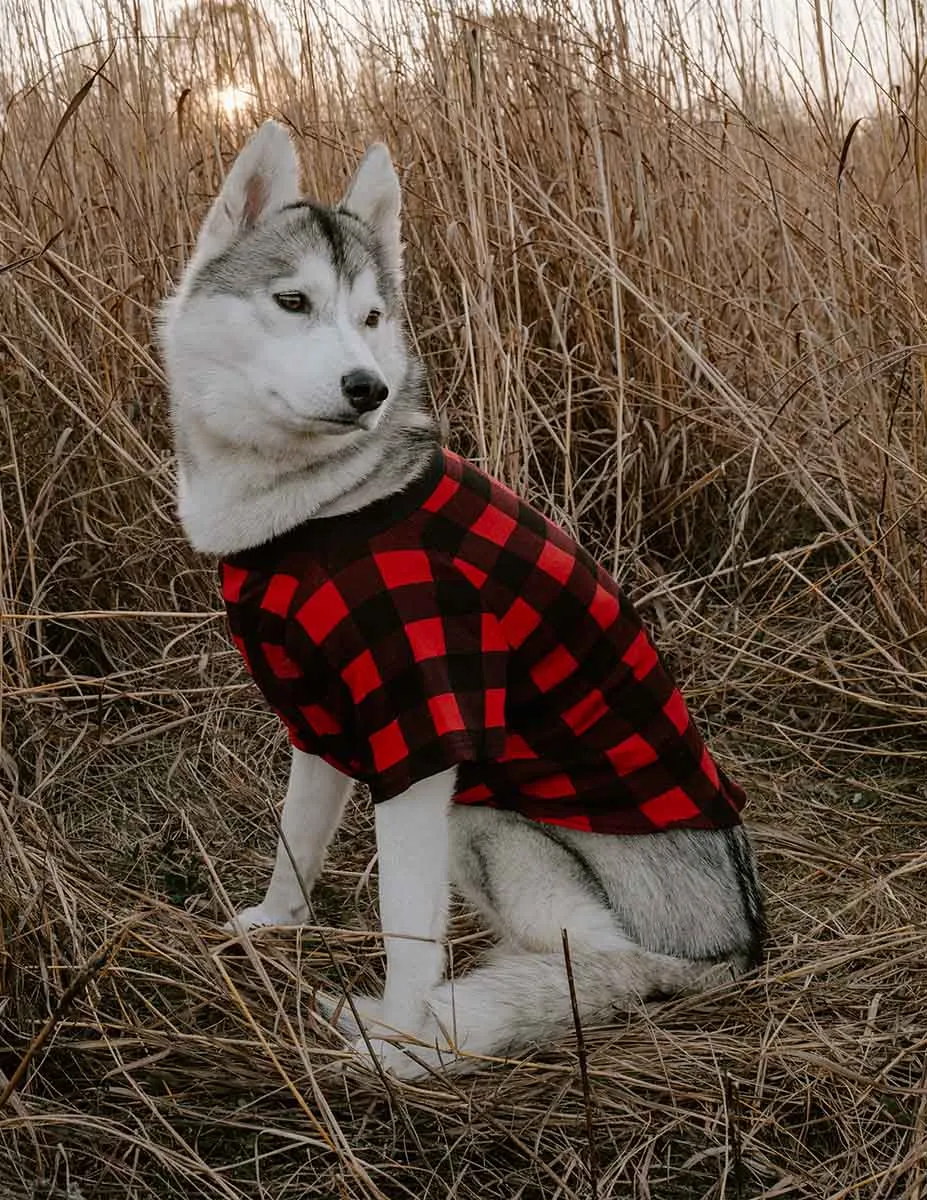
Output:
[341,370,389,414]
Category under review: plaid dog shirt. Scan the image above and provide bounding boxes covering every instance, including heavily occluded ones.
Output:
[221,447,746,834]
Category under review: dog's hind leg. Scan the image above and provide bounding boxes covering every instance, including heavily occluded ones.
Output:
[343,805,745,1075]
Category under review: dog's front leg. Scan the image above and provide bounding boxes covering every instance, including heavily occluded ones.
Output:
[350,768,455,1076]
[229,748,352,930]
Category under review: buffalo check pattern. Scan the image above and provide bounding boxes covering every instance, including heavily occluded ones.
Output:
[221,448,746,833]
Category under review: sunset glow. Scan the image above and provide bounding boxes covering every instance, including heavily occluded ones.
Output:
[214,85,255,116]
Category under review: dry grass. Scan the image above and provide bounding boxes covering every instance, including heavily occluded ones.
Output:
[1,0,926,1195]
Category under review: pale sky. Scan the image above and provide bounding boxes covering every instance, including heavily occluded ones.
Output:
[14,0,919,112]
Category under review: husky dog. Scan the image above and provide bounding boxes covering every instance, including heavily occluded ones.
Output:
[159,121,764,1079]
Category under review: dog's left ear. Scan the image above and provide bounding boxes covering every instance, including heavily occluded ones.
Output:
[340,144,402,277]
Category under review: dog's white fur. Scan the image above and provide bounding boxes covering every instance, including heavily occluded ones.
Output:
[160,122,763,1079]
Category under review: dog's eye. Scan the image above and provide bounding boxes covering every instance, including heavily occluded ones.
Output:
[364,309,382,329]
[273,291,310,314]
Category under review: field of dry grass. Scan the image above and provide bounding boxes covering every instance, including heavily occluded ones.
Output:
[1,0,926,1195]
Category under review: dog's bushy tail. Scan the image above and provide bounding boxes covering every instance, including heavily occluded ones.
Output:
[426,947,731,1067]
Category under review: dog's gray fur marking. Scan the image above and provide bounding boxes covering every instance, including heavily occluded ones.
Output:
[190,203,399,308]
[724,826,767,966]
[450,807,764,969]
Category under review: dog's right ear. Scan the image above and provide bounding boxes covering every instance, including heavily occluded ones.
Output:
[189,120,300,269]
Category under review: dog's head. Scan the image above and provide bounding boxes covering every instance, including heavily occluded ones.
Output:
[159,122,409,454]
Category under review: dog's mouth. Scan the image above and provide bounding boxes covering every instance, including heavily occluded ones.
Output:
[271,395,365,434]
[286,417,363,440]
[269,391,383,435]
[299,414,381,434]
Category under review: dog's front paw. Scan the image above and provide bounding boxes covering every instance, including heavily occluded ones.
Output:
[348,1033,451,1080]
[222,902,306,934]
[313,990,383,1037]
[314,994,460,1078]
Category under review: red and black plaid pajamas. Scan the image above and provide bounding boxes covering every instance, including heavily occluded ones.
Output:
[221,448,746,834]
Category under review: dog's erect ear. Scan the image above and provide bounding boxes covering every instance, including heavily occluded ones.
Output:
[190,120,300,269]
[340,144,402,276]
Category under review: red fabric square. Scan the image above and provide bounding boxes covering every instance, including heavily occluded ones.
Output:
[301,704,341,736]
[485,688,506,729]
[343,649,381,703]
[262,642,302,680]
[541,812,593,832]
[530,645,578,692]
[536,539,574,584]
[223,564,248,604]
[523,773,577,799]
[700,746,720,789]
[639,788,701,828]
[625,629,659,681]
[453,557,488,590]
[663,690,689,734]
[455,782,493,804]
[562,688,609,736]
[428,693,466,735]
[406,617,447,662]
[503,732,537,759]
[370,719,408,772]
[606,733,658,773]
[589,583,619,630]
[261,574,299,617]
[374,549,432,588]
[422,473,459,513]
[480,612,507,653]
[470,504,517,547]
[296,580,349,643]
[500,597,541,648]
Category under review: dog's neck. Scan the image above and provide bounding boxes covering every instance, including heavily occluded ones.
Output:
[173,370,439,557]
